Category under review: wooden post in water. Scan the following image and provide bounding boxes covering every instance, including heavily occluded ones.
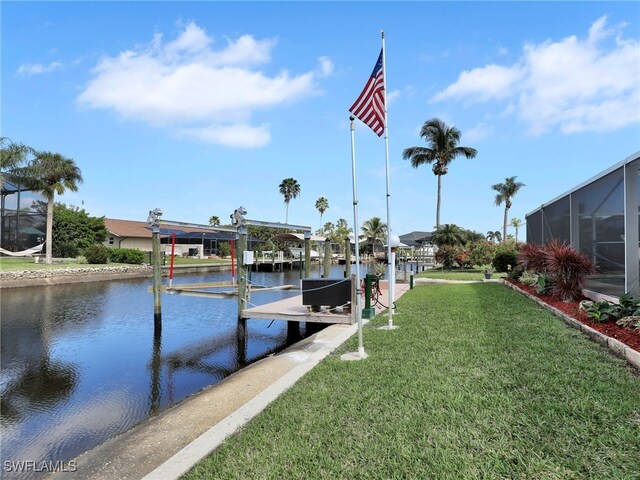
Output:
[323,238,331,278]
[148,208,163,331]
[304,231,311,278]
[345,237,352,277]
[236,225,248,323]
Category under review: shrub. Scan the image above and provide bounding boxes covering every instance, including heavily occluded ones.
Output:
[218,242,231,257]
[454,248,472,269]
[517,243,547,274]
[544,240,595,301]
[519,270,538,287]
[84,244,110,264]
[434,245,458,270]
[492,242,518,273]
[469,241,495,267]
[108,247,144,264]
[536,275,554,296]
[53,241,79,258]
[585,301,619,323]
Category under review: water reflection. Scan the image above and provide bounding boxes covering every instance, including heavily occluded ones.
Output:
[0,265,357,479]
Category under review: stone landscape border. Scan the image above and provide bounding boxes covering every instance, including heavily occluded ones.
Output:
[0,265,153,288]
[502,279,640,371]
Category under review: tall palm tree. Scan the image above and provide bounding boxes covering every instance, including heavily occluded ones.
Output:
[208,215,220,226]
[431,224,466,247]
[20,151,82,264]
[403,118,477,228]
[315,197,329,227]
[510,217,524,243]
[492,177,525,242]
[0,137,34,189]
[361,217,387,255]
[279,178,301,224]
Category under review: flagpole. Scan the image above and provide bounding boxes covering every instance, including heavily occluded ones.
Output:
[380,30,397,330]
[341,115,367,361]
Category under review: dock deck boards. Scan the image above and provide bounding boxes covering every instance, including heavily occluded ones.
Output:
[241,283,411,325]
[242,295,353,324]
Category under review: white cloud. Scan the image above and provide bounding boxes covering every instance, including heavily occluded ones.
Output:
[465,122,494,142]
[16,61,62,76]
[177,124,271,148]
[432,16,640,135]
[77,22,330,148]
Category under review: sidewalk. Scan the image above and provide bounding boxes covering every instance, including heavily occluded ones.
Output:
[54,283,411,480]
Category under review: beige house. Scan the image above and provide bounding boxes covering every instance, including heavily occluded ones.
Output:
[103,218,238,258]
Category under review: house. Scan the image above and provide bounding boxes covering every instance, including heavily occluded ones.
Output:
[399,231,433,248]
[104,218,237,258]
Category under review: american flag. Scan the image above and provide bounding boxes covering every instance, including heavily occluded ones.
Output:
[349,49,385,137]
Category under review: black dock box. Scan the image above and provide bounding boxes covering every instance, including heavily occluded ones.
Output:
[302,278,351,308]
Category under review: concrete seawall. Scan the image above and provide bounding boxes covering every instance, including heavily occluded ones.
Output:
[0,263,233,289]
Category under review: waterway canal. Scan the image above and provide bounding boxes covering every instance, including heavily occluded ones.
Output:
[0,266,361,479]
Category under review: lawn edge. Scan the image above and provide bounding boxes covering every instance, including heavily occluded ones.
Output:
[501,279,640,371]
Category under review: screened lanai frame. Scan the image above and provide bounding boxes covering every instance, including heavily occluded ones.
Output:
[526,151,640,299]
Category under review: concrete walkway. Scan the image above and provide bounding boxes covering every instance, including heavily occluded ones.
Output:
[53,283,411,480]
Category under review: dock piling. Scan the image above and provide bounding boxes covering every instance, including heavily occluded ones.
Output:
[148,208,163,330]
[323,239,331,278]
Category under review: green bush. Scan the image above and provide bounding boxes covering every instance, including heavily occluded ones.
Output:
[218,242,231,257]
[84,244,110,264]
[108,247,144,264]
[434,245,458,270]
[469,241,495,266]
[53,241,79,258]
[492,241,518,273]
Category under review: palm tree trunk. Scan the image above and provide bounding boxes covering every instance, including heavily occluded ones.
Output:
[436,174,442,228]
[46,195,54,264]
[285,203,289,224]
[515,227,519,244]
[502,206,508,243]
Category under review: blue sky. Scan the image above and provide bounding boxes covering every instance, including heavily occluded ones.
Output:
[3,2,639,239]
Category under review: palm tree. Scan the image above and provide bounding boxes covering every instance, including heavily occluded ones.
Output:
[315,197,329,227]
[0,137,34,189]
[403,118,477,228]
[510,217,524,243]
[361,217,387,255]
[279,178,301,224]
[486,230,502,243]
[432,224,466,247]
[19,151,83,264]
[492,177,525,242]
[208,215,220,227]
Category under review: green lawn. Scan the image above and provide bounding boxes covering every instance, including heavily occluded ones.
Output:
[417,268,507,281]
[171,257,230,265]
[0,257,115,271]
[184,283,640,479]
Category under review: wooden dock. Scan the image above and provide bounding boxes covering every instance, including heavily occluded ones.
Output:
[241,295,354,324]
[241,282,411,325]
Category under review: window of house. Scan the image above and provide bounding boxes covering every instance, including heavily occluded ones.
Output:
[109,237,114,245]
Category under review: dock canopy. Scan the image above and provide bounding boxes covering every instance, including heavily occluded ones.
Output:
[271,233,326,242]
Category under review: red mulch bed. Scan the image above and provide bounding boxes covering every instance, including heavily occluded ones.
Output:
[504,278,640,353]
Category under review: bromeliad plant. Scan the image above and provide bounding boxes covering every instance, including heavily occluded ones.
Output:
[583,292,640,328]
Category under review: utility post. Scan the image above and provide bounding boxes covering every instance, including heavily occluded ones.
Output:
[323,238,331,278]
[147,208,163,332]
[304,230,311,278]
[345,236,352,277]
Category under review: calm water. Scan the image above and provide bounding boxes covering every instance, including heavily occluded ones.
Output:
[0,265,361,479]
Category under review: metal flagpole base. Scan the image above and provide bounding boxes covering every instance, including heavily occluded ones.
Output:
[341,348,368,361]
[378,324,399,330]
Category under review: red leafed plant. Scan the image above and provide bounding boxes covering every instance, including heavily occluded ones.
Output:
[544,240,596,301]
[517,242,547,273]
[516,240,596,302]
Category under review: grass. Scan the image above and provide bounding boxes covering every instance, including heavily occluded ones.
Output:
[171,257,230,265]
[184,283,640,479]
[0,255,230,271]
[417,268,507,281]
[0,257,115,271]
